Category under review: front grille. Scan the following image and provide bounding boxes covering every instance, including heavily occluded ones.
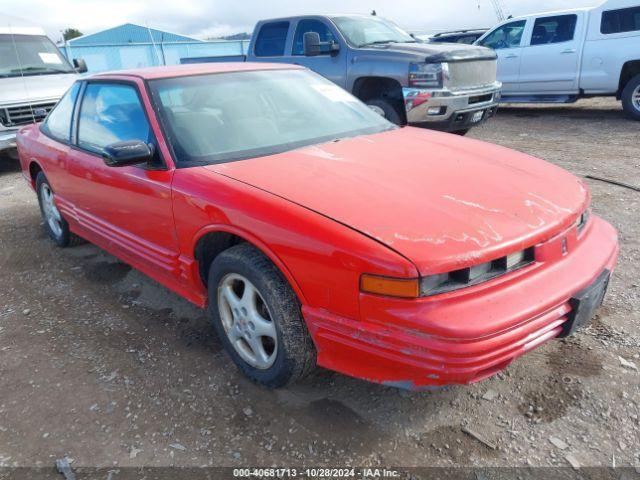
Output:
[446,59,497,91]
[0,101,57,127]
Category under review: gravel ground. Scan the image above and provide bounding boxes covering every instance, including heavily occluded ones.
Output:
[0,98,638,470]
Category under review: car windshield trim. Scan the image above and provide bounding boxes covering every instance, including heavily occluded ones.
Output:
[147,69,396,168]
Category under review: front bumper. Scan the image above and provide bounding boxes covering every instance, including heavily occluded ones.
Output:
[403,82,502,132]
[303,216,618,390]
[0,129,18,151]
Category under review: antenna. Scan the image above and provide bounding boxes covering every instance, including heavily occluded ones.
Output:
[488,0,508,22]
[146,22,162,67]
[8,22,37,124]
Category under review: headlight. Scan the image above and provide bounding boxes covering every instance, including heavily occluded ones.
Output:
[409,62,445,88]
[360,247,536,299]
[420,247,535,296]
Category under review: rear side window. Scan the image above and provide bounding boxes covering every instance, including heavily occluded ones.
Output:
[254,21,289,57]
[292,19,335,55]
[77,83,152,154]
[531,14,577,45]
[601,6,640,34]
[42,82,80,142]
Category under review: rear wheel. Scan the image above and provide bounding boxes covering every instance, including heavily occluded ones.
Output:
[621,74,640,121]
[365,98,403,125]
[208,243,316,388]
[36,172,83,247]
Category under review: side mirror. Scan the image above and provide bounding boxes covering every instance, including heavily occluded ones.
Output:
[303,32,321,56]
[102,140,153,167]
[73,58,88,74]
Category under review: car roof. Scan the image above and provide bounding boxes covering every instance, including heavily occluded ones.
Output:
[89,62,303,80]
[258,13,375,23]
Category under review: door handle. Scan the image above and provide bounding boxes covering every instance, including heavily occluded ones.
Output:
[505,53,518,59]
[561,48,576,54]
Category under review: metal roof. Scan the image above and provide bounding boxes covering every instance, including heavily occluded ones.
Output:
[68,23,201,45]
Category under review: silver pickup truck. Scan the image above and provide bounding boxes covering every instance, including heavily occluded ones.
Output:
[242,14,502,134]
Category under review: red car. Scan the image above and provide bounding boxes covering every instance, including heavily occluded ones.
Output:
[17,63,618,389]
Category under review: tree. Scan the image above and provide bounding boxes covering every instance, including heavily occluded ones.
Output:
[62,28,83,41]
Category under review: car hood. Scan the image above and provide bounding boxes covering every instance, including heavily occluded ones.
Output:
[208,128,588,275]
[0,73,78,105]
[361,41,497,62]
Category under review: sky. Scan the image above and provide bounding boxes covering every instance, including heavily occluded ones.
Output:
[0,0,602,41]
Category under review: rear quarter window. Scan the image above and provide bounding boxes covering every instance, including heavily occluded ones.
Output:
[254,21,289,57]
[601,6,640,34]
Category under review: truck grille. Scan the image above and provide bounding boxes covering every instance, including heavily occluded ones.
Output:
[446,59,497,91]
[0,101,57,128]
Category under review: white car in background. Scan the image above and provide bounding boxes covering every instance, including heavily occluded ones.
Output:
[475,0,640,119]
[0,21,86,156]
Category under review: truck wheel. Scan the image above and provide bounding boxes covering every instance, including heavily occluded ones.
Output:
[36,172,84,247]
[366,98,403,125]
[621,74,640,121]
[207,243,316,388]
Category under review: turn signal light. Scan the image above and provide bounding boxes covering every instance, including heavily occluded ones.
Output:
[360,274,420,299]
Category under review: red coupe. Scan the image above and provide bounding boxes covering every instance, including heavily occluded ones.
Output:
[17,63,618,389]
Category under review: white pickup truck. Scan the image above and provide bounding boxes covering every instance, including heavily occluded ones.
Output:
[0,20,86,156]
[475,0,640,119]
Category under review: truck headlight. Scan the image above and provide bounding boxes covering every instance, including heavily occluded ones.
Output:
[409,62,444,89]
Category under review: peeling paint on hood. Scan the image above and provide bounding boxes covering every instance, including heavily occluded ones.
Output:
[208,128,589,275]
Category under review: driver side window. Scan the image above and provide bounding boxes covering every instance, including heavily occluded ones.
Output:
[480,20,526,49]
[77,83,152,155]
[292,19,335,55]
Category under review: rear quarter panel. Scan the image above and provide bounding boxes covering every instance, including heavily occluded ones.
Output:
[581,8,640,93]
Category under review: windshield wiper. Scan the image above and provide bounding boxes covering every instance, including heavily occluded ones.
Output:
[9,66,72,75]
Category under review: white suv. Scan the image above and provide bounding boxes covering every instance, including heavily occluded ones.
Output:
[476,0,640,120]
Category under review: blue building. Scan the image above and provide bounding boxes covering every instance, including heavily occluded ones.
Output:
[61,23,247,73]
[68,23,200,46]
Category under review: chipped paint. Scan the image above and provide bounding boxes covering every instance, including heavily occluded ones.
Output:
[393,220,503,249]
[442,195,504,213]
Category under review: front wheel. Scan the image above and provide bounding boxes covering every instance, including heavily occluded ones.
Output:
[621,74,640,121]
[208,243,316,388]
[366,98,404,125]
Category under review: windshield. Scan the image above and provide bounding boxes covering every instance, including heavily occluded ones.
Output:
[149,69,394,167]
[0,34,74,78]
[331,16,416,47]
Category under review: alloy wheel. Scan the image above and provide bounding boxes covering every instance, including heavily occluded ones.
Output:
[217,273,278,369]
[40,183,63,237]
[633,85,640,112]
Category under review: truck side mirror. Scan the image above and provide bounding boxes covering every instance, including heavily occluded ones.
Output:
[303,32,322,56]
[73,58,88,74]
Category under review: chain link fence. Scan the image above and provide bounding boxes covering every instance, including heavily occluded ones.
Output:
[61,40,250,73]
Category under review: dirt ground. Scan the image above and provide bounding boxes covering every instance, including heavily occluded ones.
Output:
[0,98,638,471]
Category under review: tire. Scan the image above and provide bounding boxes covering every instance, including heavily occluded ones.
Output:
[207,243,316,388]
[621,74,640,121]
[366,98,404,125]
[454,129,470,136]
[36,172,84,247]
